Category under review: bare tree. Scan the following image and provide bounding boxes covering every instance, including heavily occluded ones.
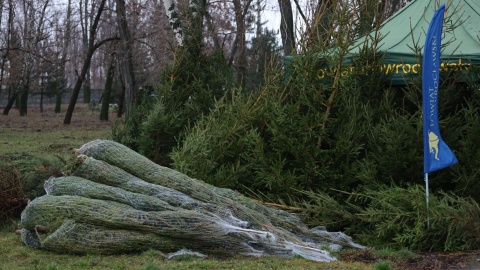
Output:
[115,0,136,119]
[53,0,73,113]
[2,0,51,116]
[79,0,93,104]
[0,0,14,98]
[231,0,254,87]
[378,0,410,21]
[63,0,118,124]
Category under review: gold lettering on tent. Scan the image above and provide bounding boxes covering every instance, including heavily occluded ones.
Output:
[318,69,325,79]
[316,59,471,79]
[395,64,401,74]
[412,64,420,73]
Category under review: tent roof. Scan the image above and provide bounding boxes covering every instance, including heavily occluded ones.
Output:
[284,0,480,86]
[351,0,480,59]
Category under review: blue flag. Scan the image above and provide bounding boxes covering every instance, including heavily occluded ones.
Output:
[422,4,458,174]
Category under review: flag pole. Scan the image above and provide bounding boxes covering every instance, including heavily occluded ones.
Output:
[422,3,457,230]
[425,172,430,228]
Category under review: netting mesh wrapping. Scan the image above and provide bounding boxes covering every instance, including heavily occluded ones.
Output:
[75,141,309,233]
[20,139,364,261]
[32,220,184,254]
[70,155,202,210]
[45,176,176,212]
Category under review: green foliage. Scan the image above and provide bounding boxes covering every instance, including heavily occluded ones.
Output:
[141,50,233,165]
[169,43,480,250]
[170,32,480,205]
[171,43,400,200]
[118,0,480,251]
[1,154,66,199]
[171,91,261,189]
[295,185,480,251]
[445,86,480,201]
[374,261,391,270]
[45,67,68,97]
[111,101,152,156]
[113,44,234,165]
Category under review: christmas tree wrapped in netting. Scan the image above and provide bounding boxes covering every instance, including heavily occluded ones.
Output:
[20,140,364,261]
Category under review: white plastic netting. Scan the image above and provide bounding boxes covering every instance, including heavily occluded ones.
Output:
[20,140,364,261]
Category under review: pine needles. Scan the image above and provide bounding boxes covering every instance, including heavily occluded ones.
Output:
[295,185,480,251]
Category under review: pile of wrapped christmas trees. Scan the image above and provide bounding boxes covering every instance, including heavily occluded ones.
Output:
[19,140,364,261]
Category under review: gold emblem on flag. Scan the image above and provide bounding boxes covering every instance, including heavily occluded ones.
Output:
[428,131,440,160]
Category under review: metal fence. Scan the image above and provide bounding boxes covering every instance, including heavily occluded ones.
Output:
[0,89,104,108]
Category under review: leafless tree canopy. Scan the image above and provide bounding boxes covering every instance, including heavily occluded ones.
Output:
[0,0,409,120]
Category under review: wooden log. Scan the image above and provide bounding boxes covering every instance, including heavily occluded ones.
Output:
[35,225,50,234]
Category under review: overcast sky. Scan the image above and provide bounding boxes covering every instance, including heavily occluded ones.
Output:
[261,0,309,42]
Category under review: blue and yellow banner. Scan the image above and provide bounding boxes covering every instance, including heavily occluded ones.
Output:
[422,4,458,174]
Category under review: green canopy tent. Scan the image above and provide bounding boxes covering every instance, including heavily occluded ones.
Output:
[286,0,480,85]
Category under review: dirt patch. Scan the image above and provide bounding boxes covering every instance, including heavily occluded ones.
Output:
[395,251,480,270]
[340,249,480,270]
[0,104,117,132]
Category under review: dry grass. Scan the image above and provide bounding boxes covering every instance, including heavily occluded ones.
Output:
[0,104,115,156]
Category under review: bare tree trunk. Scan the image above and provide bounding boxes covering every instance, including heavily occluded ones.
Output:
[115,0,136,120]
[56,0,72,113]
[4,49,31,116]
[0,0,12,97]
[4,71,30,116]
[84,69,91,104]
[116,74,125,118]
[64,0,108,124]
[100,52,116,121]
[64,52,93,123]
[40,76,44,112]
[3,91,18,115]
[0,0,3,27]
[80,0,92,104]
[17,0,33,116]
[232,0,253,88]
[5,0,50,116]
[19,82,28,116]
[278,0,294,55]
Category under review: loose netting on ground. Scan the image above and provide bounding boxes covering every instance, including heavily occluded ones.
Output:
[20,139,364,261]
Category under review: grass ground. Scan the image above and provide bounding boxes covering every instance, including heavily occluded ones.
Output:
[0,222,373,270]
[0,104,113,156]
[0,104,477,270]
